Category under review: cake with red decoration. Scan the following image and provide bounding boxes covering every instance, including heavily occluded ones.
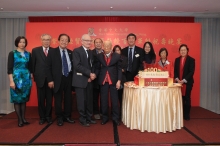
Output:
[134,67,173,87]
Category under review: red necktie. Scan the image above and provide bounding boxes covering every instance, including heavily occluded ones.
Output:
[44,48,48,56]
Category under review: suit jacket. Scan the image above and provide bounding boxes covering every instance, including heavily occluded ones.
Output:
[32,46,53,87]
[121,46,144,76]
[95,52,122,85]
[46,47,73,93]
[72,46,94,88]
[174,55,195,85]
[120,55,128,85]
[92,49,100,89]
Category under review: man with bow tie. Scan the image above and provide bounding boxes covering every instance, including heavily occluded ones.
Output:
[72,34,96,127]
[32,34,53,125]
[46,34,74,126]
[95,40,122,126]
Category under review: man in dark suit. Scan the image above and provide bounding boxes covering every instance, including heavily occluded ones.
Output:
[46,34,75,126]
[121,33,144,81]
[174,44,195,121]
[92,38,103,120]
[72,34,96,127]
[95,40,122,126]
[32,34,53,125]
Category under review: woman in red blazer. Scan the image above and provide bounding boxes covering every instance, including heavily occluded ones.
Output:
[155,48,174,78]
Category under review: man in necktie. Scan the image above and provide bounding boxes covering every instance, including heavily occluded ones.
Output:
[95,40,122,126]
[72,34,96,127]
[121,33,144,81]
[46,34,75,126]
[32,34,53,125]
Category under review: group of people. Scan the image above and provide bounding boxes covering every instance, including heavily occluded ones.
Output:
[7,33,195,128]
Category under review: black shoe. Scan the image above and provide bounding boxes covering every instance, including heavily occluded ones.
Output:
[64,117,75,124]
[39,119,46,125]
[57,118,63,126]
[18,123,24,127]
[79,121,90,127]
[101,120,109,125]
[87,119,97,124]
[23,121,30,125]
[113,120,120,126]
[46,118,52,124]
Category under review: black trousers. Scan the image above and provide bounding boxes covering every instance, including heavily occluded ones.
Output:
[36,79,53,119]
[54,75,72,119]
[93,88,100,114]
[100,82,119,121]
[75,82,93,123]
[183,84,193,118]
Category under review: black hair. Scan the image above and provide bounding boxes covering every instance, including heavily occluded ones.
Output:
[143,41,156,60]
[58,34,70,42]
[126,33,137,40]
[159,47,168,57]
[179,44,189,52]
[15,36,28,47]
[94,38,103,44]
[113,45,122,52]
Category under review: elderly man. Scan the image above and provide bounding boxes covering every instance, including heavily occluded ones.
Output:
[32,34,53,125]
[95,40,122,126]
[72,34,96,127]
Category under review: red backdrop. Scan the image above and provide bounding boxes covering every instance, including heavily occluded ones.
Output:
[26,22,201,106]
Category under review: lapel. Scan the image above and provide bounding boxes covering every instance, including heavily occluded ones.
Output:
[109,52,115,66]
[56,47,62,67]
[100,53,107,66]
[39,46,46,61]
[183,56,189,75]
[132,46,138,61]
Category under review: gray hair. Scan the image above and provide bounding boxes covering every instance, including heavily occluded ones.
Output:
[41,34,51,39]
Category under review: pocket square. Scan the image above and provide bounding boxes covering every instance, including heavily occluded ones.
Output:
[76,73,82,76]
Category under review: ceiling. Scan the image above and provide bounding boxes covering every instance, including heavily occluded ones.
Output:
[0,0,220,18]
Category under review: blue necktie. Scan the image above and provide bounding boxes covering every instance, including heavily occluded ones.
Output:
[128,48,133,72]
[62,50,69,77]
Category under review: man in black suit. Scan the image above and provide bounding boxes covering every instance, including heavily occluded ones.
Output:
[46,34,75,126]
[72,34,96,127]
[32,34,53,125]
[92,38,103,120]
[121,33,144,81]
[95,40,122,126]
[174,44,195,121]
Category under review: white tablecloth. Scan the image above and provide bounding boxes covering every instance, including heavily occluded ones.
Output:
[122,82,183,133]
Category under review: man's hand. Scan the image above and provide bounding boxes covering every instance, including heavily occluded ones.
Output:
[116,80,121,90]
[88,78,92,82]
[90,73,96,80]
[48,81,54,88]
[10,81,16,90]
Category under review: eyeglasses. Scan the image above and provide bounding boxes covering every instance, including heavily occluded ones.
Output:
[83,39,93,43]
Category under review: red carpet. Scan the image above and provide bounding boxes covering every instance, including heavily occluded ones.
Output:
[190,107,220,119]
[118,124,200,145]
[184,119,220,143]
[33,120,114,144]
[0,107,220,145]
[0,118,46,144]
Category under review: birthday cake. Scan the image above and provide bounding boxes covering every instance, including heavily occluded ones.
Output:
[134,67,173,87]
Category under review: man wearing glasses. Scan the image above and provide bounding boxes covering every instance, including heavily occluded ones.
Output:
[46,34,75,126]
[72,34,96,127]
[32,34,53,125]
